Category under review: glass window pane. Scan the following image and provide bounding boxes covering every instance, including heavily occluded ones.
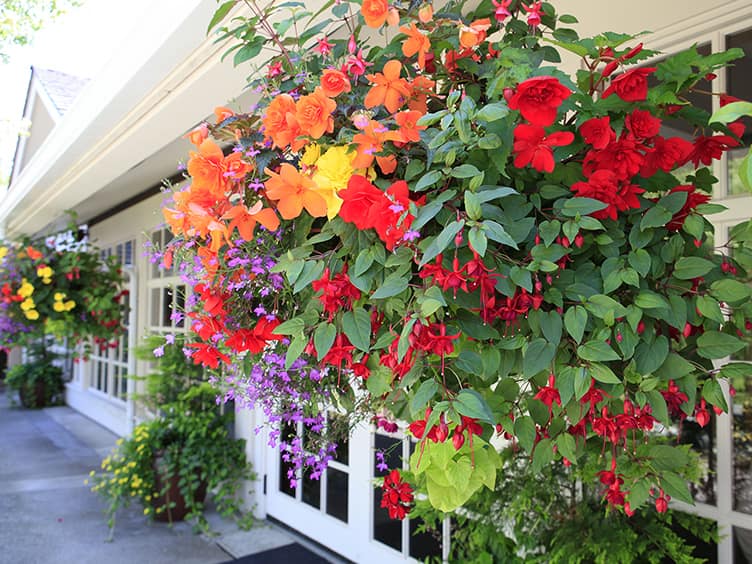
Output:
[150,288,161,328]
[329,413,349,465]
[733,372,752,513]
[301,469,321,509]
[735,526,752,563]
[679,416,716,505]
[726,29,752,196]
[409,518,442,560]
[325,467,348,523]
[162,287,174,327]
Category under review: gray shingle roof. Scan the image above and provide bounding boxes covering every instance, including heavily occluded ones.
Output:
[33,67,90,115]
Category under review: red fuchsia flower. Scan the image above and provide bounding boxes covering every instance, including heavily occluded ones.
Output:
[534,373,562,413]
[187,343,231,369]
[492,0,513,23]
[489,288,543,324]
[190,313,226,341]
[381,469,414,520]
[661,379,689,419]
[579,116,615,150]
[683,131,742,168]
[625,109,661,139]
[665,185,711,231]
[342,49,373,78]
[312,267,362,319]
[315,36,334,56]
[225,317,282,354]
[523,1,543,28]
[640,136,693,177]
[372,180,419,251]
[512,124,574,173]
[380,335,417,378]
[267,60,283,78]
[508,76,572,127]
[322,333,356,369]
[570,170,644,221]
[452,416,484,450]
[695,399,711,428]
[583,138,646,181]
[592,406,620,444]
[655,490,669,513]
[602,67,656,102]
[581,379,607,415]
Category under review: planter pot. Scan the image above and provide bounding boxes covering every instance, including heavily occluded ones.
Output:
[18,381,49,409]
[151,454,208,523]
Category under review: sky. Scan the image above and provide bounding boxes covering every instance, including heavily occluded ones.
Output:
[0,0,152,182]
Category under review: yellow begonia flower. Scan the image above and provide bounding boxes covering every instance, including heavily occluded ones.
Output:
[54,292,65,301]
[17,280,34,298]
[24,310,39,320]
[0,247,7,259]
[36,266,53,279]
[311,145,358,219]
[64,300,75,311]
[53,302,66,313]
[20,298,35,311]
[301,143,321,167]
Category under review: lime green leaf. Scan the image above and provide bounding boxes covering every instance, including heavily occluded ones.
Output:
[367,368,392,397]
[476,102,509,122]
[709,101,752,124]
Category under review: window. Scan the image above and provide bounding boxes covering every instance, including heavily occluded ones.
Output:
[88,239,135,400]
[147,229,186,334]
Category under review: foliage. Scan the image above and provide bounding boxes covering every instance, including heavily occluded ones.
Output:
[0,0,82,62]
[90,385,254,538]
[159,0,752,527]
[412,448,717,564]
[4,342,63,408]
[0,223,127,353]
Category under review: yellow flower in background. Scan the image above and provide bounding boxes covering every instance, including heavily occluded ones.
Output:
[54,292,65,301]
[53,302,66,312]
[301,143,321,167]
[36,266,53,280]
[24,310,39,320]
[20,298,35,311]
[312,145,357,219]
[17,280,34,298]
[64,300,76,311]
[0,247,7,260]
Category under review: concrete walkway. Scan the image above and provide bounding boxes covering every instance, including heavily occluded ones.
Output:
[0,388,330,564]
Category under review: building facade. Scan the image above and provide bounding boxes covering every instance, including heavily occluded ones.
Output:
[1,1,751,562]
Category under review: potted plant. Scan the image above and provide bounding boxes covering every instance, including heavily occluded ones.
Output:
[90,385,254,538]
[5,342,64,408]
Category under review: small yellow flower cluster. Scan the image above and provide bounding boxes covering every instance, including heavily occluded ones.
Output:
[53,292,76,312]
[36,265,53,284]
[0,246,7,260]
[17,279,39,320]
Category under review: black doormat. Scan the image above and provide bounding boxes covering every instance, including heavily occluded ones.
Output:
[224,542,332,563]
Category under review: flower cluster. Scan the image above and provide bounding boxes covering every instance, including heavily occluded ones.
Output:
[158,0,752,520]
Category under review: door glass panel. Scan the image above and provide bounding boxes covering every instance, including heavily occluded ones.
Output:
[735,526,752,563]
[325,467,348,523]
[733,373,752,513]
[302,469,321,509]
[373,434,402,551]
[678,417,716,505]
[727,28,752,197]
[409,518,442,560]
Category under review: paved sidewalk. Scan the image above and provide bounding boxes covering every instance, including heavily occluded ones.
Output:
[0,388,330,564]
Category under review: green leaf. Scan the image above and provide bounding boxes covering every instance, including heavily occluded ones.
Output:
[367,369,392,397]
[415,170,443,191]
[207,0,235,32]
[660,472,694,505]
[657,190,689,214]
[710,279,752,303]
[454,389,495,424]
[673,257,715,280]
[702,379,728,412]
[272,317,305,336]
[719,362,752,379]
[293,260,325,293]
[233,40,264,66]
[371,273,409,299]
[411,379,438,416]
[452,164,481,178]
[739,151,752,192]
[483,220,518,249]
[478,134,502,149]
[696,295,724,323]
[342,308,371,352]
[586,294,627,319]
[465,192,482,220]
[353,248,374,277]
[285,333,307,369]
[588,363,621,384]
[634,336,669,375]
[634,291,670,310]
[420,220,465,266]
[540,311,563,346]
[514,415,536,453]
[412,200,443,231]
[709,101,752,124]
[556,433,577,463]
[476,102,509,122]
[697,331,746,359]
[628,249,651,277]
[646,389,669,425]
[468,226,488,256]
[649,445,690,471]
[562,197,608,217]
[577,340,620,362]
[313,322,336,361]
[532,438,553,472]
[523,338,556,378]
[564,305,587,344]
[640,205,672,230]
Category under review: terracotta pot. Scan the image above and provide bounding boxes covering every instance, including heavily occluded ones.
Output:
[151,454,208,523]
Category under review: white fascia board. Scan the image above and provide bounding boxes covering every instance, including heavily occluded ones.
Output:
[0,0,251,237]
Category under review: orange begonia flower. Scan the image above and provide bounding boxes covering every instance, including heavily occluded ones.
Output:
[264,164,328,219]
[187,139,230,198]
[418,3,433,23]
[351,119,401,170]
[364,60,411,114]
[320,69,351,98]
[400,23,431,70]
[295,87,337,140]
[263,94,303,151]
[386,7,400,26]
[395,110,427,143]
[225,152,254,181]
[376,155,397,175]
[184,123,208,146]
[223,202,281,242]
[407,75,435,114]
[25,247,43,261]
[214,106,235,124]
[459,18,492,49]
[361,0,389,28]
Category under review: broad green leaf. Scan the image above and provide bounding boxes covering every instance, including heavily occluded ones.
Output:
[468,226,488,256]
[367,368,392,397]
[415,170,443,191]
[577,340,620,362]
[208,0,236,32]
[709,101,752,124]
[454,389,495,424]
[452,164,481,178]
[562,197,608,217]
[483,220,518,248]
[649,445,689,471]
[476,102,509,122]
[564,305,587,344]
[588,363,621,384]
[710,279,752,303]
[371,273,409,299]
[314,322,337,360]
[634,336,669,375]
[273,317,305,336]
[697,331,746,359]
[285,333,307,369]
[673,257,715,280]
[702,379,728,412]
[634,291,670,310]
[465,192,482,220]
[660,471,694,505]
[523,338,556,377]
[342,308,371,352]
[646,389,669,425]
[420,220,465,266]
[556,433,577,463]
[514,415,536,453]
[532,438,554,472]
[540,311,563,346]
[411,380,438,416]
[640,205,672,230]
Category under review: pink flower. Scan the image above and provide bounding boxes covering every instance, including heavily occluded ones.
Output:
[492,0,513,23]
